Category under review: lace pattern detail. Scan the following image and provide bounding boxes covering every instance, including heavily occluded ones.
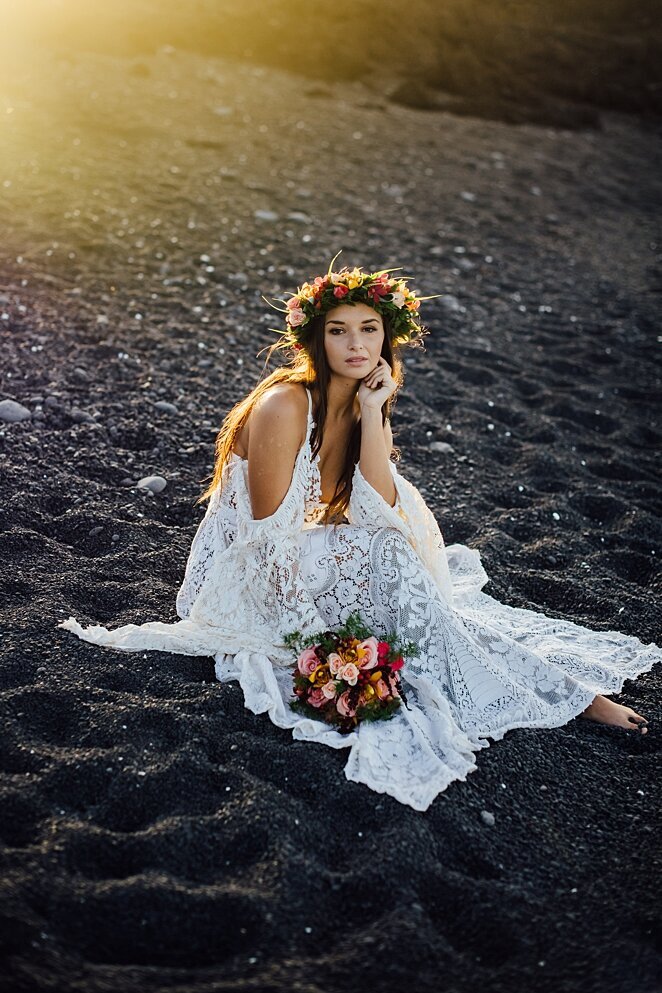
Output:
[347,461,454,604]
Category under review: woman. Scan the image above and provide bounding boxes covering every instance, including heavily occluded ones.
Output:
[60,260,658,811]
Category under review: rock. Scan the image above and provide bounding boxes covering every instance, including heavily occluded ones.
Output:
[88,526,104,536]
[429,441,455,454]
[136,475,167,493]
[287,211,312,224]
[440,295,463,313]
[71,408,95,424]
[0,399,31,423]
[480,810,496,826]
[254,209,279,222]
[154,400,179,415]
[121,478,135,486]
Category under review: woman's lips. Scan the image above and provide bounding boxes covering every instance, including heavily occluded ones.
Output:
[346,357,368,365]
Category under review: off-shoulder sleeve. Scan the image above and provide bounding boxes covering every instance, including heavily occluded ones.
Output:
[346,461,454,604]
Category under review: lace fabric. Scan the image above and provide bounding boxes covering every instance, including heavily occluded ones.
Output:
[59,386,662,811]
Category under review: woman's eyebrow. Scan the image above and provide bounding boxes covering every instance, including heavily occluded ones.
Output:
[326,319,380,326]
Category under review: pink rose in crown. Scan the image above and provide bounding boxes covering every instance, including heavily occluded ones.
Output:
[308,687,328,708]
[339,662,360,686]
[297,646,320,677]
[322,679,338,700]
[288,308,307,327]
[327,652,344,675]
[357,636,379,669]
[333,284,349,299]
[336,690,357,718]
[286,297,301,310]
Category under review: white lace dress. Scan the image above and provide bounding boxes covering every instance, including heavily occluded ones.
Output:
[60,387,661,810]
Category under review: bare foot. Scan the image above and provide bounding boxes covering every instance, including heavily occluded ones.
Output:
[580,694,649,734]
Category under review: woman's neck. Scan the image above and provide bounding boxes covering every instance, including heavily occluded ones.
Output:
[317,376,361,421]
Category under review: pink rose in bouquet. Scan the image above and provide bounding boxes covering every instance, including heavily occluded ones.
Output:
[297,646,320,677]
[327,651,344,675]
[322,679,338,700]
[308,687,328,708]
[338,662,360,686]
[357,636,379,669]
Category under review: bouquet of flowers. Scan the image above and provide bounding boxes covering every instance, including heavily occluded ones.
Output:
[284,612,418,734]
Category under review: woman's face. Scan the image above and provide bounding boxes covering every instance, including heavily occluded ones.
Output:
[323,302,385,381]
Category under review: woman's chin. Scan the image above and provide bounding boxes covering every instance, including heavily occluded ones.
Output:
[332,364,370,381]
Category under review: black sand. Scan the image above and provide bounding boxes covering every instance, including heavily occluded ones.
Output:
[0,39,661,993]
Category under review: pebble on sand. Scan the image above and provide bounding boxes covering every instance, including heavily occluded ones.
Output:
[71,407,95,424]
[136,475,167,493]
[0,399,31,423]
[154,400,179,415]
[439,295,464,313]
[480,810,496,826]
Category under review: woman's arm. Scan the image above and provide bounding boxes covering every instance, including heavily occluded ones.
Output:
[356,357,397,508]
[246,385,307,520]
[358,406,397,507]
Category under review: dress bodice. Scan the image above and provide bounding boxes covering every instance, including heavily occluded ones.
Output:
[302,387,330,527]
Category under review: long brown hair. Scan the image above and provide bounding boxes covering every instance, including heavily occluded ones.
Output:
[197,311,406,523]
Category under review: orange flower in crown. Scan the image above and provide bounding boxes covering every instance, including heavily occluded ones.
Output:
[265,251,439,351]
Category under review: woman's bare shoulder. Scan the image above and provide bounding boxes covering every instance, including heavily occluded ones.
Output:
[255,381,308,414]
[247,381,309,449]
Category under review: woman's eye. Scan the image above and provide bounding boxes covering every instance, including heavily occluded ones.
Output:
[328,326,377,334]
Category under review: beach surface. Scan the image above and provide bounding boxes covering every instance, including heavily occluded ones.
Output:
[0,38,661,993]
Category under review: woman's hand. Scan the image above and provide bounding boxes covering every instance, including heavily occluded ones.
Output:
[357,356,397,410]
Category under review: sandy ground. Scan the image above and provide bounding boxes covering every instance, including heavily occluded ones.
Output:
[0,43,661,993]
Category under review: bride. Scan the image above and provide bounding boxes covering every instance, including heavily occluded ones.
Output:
[60,260,658,811]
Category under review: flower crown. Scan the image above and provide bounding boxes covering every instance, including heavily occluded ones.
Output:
[265,252,439,351]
